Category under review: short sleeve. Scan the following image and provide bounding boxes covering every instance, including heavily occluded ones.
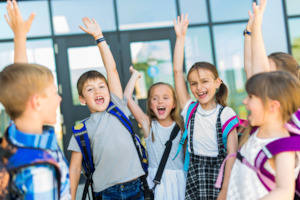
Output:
[110,92,131,117]
[181,99,193,124]
[67,135,80,152]
[220,107,237,127]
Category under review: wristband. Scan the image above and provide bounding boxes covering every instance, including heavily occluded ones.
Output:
[243,29,251,36]
[95,37,105,44]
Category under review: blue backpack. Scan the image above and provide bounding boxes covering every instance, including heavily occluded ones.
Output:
[72,101,149,200]
[173,102,240,171]
[0,128,61,200]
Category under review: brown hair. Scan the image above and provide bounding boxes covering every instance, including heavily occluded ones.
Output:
[268,52,300,80]
[187,62,228,107]
[239,71,300,147]
[77,70,108,97]
[146,82,184,141]
[0,63,54,120]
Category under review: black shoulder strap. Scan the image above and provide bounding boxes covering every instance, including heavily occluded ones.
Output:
[152,124,180,187]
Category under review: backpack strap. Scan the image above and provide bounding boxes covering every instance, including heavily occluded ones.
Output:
[1,130,61,199]
[173,101,198,161]
[221,115,240,149]
[72,120,94,175]
[152,124,180,189]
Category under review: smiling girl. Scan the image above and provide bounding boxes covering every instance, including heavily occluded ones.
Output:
[124,66,186,200]
[172,14,239,200]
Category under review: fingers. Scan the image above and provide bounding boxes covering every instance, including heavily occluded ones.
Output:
[79,26,88,33]
[26,12,36,26]
[4,14,11,27]
[184,13,188,22]
[12,0,21,17]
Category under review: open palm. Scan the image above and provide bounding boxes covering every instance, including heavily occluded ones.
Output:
[174,14,189,37]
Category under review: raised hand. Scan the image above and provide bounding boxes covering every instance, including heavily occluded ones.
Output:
[129,66,141,79]
[252,0,267,27]
[246,10,254,32]
[79,17,103,39]
[174,14,189,37]
[5,0,36,37]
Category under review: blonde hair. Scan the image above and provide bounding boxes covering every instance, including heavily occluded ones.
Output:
[187,62,228,107]
[239,71,300,147]
[146,82,184,141]
[0,63,53,120]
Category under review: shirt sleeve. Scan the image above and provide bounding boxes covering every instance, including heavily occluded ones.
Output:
[220,107,237,127]
[67,135,81,152]
[110,92,131,117]
[15,165,59,200]
[181,99,193,124]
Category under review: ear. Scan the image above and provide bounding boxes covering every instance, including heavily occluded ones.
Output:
[79,95,87,105]
[269,100,281,113]
[29,94,41,111]
[215,77,222,89]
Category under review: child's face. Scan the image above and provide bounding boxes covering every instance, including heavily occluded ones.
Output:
[243,94,268,127]
[188,69,221,108]
[40,81,62,124]
[150,85,175,121]
[79,78,110,113]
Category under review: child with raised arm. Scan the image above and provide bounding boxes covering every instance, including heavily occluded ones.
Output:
[244,0,300,133]
[0,1,70,199]
[67,18,145,200]
[124,66,186,200]
[226,71,300,200]
[173,14,239,200]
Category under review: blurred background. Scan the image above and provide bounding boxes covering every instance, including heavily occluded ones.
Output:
[0,0,300,163]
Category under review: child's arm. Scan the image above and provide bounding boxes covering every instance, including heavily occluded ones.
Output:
[5,0,35,63]
[69,151,83,200]
[260,152,295,200]
[251,0,270,76]
[79,17,123,99]
[244,11,254,79]
[173,14,190,110]
[124,66,151,138]
[217,129,238,200]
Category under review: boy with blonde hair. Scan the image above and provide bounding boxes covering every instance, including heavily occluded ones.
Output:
[0,1,71,199]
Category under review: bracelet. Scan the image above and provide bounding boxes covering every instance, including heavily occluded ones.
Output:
[243,29,251,36]
[95,37,105,44]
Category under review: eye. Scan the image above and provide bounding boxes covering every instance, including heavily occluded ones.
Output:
[190,82,197,86]
[87,88,93,92]
[100,85,105,89]
[164,96,169,100]
[153,97,157,101]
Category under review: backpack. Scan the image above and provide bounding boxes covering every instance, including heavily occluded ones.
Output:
[72,101,149,200]
[215,114,300,199]
[173,101,240,171]
[0,129,61,200]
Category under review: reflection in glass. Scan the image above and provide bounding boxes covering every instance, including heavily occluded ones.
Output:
[213,23,247,118]
[0,1,51,39]
[179,0,208,24]
[0,40,63,149]
[286,0,300,16]
[130,40,173,99]
[289,18,300,64]
[210,0,251,22]
[68,46,106,105]
[117,0,176,30]
[51,0,116,35]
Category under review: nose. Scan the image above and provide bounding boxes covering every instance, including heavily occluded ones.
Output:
[243,96,248,105]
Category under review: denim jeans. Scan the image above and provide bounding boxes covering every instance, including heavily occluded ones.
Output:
[95,178,144,200]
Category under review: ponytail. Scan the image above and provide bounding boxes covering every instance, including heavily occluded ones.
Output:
[216,81,228,107]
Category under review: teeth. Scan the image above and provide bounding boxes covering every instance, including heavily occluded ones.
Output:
[96,97,103,100]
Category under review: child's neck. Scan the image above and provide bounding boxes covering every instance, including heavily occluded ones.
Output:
[14,115,43,134]
[199,100,217,111]
[157,116,174,127]
[257,120,288,139]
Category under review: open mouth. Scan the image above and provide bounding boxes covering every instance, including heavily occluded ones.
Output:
[197,91,208,99]
[95,96,104,104]
[157,107,166,115]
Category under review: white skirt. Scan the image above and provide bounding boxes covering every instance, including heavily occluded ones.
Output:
[147,167,186,200]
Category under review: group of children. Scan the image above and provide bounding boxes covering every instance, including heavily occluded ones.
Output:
[1,0,300,199]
